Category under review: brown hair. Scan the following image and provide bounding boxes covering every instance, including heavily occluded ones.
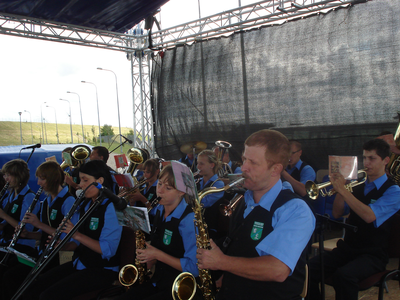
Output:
[159,164,177,189]
[143,158,160,178]
[2,159,30,188]
[245,129,291,169]
[36,161,65,195]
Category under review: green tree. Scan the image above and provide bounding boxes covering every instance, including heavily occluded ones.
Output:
[101,124,114,136]
[127,129,134,136]
[101,124,114,145]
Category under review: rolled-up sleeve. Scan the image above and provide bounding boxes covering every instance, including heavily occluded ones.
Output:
[256,199,315,274]
[100,203,122,259]
[178,212,199,276]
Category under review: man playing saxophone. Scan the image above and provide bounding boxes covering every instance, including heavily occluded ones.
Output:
[197,129,315,300]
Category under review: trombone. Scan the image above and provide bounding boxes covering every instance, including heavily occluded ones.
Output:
[305,169,367,200]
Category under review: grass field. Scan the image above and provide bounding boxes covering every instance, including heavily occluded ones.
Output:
[0,121,136,153]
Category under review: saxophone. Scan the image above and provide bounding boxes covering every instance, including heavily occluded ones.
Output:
[172,177,245,300]
[119,197,160,287]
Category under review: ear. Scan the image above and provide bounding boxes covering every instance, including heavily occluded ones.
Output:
[272,164,284,177]
[383,156,390,165]
[96,177,104,185]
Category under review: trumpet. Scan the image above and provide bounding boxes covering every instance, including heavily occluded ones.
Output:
[117,177,147,199]
[305,169,367,200]
[219,194,244,217]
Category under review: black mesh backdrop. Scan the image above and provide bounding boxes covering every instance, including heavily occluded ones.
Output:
[151,0,400,171]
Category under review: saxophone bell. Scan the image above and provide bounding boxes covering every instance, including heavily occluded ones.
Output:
[172,272,197,300]
[119,264,139,287]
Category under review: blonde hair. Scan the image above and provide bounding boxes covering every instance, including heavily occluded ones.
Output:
[198,149,221,174]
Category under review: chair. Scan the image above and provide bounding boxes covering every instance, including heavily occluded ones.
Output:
[300,264,308,300]
[315,169,329,183]
[71,226,136,300]
[324,212,400,299]
[356,212,400,299]
[311,214,349,256]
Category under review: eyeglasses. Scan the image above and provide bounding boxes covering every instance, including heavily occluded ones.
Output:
[291,150,301,155]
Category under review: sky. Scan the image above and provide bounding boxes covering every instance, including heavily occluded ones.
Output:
[0,0,255,130]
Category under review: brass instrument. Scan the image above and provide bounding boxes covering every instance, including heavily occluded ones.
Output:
[219,194,244,217]
[215,141,233,177]
[117,177,147,199]
[388,112,400,184]
[126,147,149,176]
[305,169,367,200]
[70,144,91,167]
[118,197,160,287]
[172,177,246,300]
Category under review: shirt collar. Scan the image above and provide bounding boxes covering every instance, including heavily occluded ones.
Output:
[164,197,187,222]
[286,159,303,171]
[244,179,283,211]
[366,173,387,190]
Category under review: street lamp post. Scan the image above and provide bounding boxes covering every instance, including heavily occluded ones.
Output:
[43,118,48,144]
[81,81,102,145]
[97,67,122,153]
[46,105,59,144]
[40,102,46,144]
[67,91,85,143]
[23,110,34,144]
[18,112,22,145]
[59,98,73,143]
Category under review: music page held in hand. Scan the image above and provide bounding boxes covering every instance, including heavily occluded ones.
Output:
[170,160,198,198]
[329,156,358,180]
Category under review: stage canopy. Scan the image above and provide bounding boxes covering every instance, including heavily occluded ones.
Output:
[0,0,168,33]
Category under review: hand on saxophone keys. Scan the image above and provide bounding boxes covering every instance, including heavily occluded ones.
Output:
[196,239,223,271]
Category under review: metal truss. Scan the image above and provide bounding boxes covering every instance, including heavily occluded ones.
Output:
[151,0,363,49]
[0,0,364,153]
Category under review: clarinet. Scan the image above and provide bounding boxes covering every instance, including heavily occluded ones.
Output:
[0,182,10,208]
[0,187,43,266]
[11,183,93,300]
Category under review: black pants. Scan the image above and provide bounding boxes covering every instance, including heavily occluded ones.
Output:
[308,243,386,300]
[24,261,117,300]
[114,280,172,300]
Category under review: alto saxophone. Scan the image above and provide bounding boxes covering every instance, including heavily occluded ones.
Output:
[119,197,160,287]
[172,177,245,300]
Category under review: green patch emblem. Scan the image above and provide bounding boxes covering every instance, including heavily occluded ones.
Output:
[11,204,19,214]
[147,194,154,201]
[163,229,173,245]
[370,199,377,204]
[89,217,99,230]
[50,209,58,220]
[251,221,264,241]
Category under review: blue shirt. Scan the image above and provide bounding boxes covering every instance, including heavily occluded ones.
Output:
[39,186,79,244]
[0,185,38,248]
[244,180,315,274]
[228,161,242,174]
[152,198,199,276]
[198,174,224,208]
[286,159,316,184]
[73,198,122,272]
[362,173,400,228]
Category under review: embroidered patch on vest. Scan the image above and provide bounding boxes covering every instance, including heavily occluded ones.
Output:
[89,217,99,230]
[251,221,264,241]
[11,204,18,214]
[50,209,57,220]
[147,194,154,201]
[163,229,172,245]
[370,199,377,204]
